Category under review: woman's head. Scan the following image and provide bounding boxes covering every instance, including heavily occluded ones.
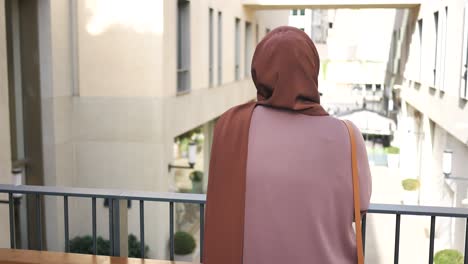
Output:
[251,26,323,113]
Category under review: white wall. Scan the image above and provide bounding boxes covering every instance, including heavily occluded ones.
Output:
[288,9,312,36]
[402,0,468,143]
[398,101,468,252]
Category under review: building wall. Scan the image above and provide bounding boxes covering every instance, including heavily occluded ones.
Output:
[400,0,468,143]
[0,0,287,259]
[288,9,312,36]
[0,0,12,249]
[393,0,468,253]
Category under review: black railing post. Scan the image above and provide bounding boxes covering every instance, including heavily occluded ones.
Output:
[200,203,205,263]
[362,214,367,255]
[36,194,42,251]
[428,216,436,264]
[169,202,174,261]
[64,195,69,252]
[139,200,145,259]
[92,197,97,255]
[394,214,401,264]
[464,218,468,264]
[108,198,114,256]
[8,193,15,249]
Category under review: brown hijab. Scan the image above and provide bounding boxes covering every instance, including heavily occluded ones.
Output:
[203,26,328,263]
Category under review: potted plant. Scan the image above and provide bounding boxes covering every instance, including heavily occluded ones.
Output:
[189,170,204,194]
[174,231,196,261]
[401,178,420,205]
[385,146,400,169]
[434,249,463,264]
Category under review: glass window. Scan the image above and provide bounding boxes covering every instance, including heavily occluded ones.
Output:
[177,0,191,93]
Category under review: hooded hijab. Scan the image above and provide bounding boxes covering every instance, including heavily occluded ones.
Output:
[203,26,328,263]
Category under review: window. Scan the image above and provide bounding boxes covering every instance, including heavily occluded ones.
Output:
[391,30,398,74]
[218,11,222,85]
[300,9,305,16]
[438,7,448,91]
[235,18,241,81]
[433,11,439,87]
[418,19,423,81]
[177,0,190,93]
[245,22,252,77]
[434,9,448,90]
[292,9,297,16]
[209,8,214,87]
[461,4,468,99]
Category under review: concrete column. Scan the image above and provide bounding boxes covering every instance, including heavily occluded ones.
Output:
[0,0,13,249]
[202,121,215,192]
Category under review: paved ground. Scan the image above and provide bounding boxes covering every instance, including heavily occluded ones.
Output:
[365,165,434,264]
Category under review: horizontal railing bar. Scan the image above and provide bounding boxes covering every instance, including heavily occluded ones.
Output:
[2,185,468,218]
[368,203,468,218]
[0,185,122,199]
[0,185,205,204]
[119,191,205,204]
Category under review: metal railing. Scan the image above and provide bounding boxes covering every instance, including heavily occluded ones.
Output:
[0,184,205,261]
[367,204,468,264]
[1,184,468,263]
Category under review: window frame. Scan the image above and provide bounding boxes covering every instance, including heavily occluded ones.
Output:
[176,0,191,94]
[234,17,241,81]
[461,2,468,99]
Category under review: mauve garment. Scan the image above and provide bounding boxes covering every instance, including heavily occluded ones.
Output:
[243,106,372,263]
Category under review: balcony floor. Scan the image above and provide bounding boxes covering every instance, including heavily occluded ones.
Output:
[0,249,191,264]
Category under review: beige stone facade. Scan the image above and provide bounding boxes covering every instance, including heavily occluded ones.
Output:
[0,0,288,258]
[389,0,468,253]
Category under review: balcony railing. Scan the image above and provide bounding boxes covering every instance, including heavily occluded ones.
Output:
[1,184,468,263]
[0,184,205,262]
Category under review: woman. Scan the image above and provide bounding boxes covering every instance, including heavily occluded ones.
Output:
[203,26,372,264]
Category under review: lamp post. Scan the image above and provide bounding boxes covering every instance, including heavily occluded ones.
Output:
[168,142,197,172]
[443,149,468,181]
[443,149,468,208]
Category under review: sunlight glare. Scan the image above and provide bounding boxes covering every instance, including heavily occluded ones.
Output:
[85,0,163,35]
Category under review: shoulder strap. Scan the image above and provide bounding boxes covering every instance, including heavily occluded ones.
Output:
[342,120,364,264]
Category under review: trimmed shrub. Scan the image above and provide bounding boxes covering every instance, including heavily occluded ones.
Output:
[69,234,148,258]
[434,249,463,264]
[385,146,400,154]
[174,231,196,255]
[401,179,420,191]
[189,170,203,182]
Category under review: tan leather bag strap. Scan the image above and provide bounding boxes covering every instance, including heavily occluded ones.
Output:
[343,120,364,264]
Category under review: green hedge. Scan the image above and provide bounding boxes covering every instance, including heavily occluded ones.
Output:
[434,249,463,264]
[401,179,420,191]
[69,234,148,258]
[385,146,400,154]
[174,231,196,255]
